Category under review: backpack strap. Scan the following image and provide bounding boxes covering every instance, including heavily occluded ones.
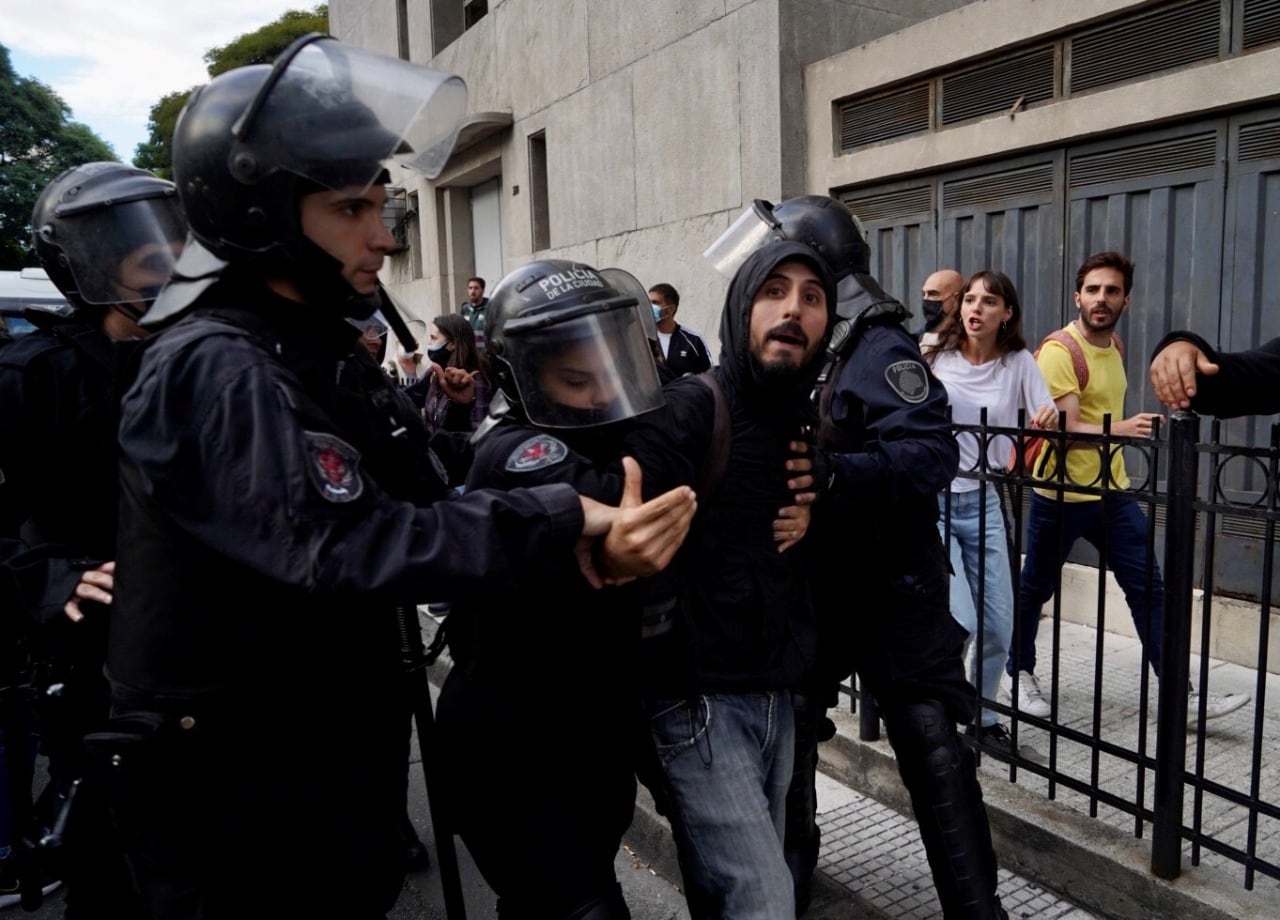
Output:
[692,371,731,499]
[1042,329,1090,392]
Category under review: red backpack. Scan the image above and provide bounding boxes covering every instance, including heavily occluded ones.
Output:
[1013,328,1125,476]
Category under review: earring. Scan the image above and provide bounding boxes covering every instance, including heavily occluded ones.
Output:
[1000,321,1007,331]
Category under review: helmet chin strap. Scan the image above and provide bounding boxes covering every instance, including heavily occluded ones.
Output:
[292,234,374,322]
[111,301,146,324]
[290,235,421,355]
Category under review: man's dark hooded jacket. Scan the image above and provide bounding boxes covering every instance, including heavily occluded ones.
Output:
[625,240,836,696]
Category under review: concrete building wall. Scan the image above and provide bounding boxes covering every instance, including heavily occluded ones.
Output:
[804,0,1280,195]
[329,0,959,349]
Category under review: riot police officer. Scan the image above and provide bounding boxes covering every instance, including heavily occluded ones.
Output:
[436,261,668,919]
[0,161,186,917]
[99,35,694,920]
[706,195,1008,919]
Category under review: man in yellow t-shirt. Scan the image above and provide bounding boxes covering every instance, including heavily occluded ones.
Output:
[1007,251,1249,725]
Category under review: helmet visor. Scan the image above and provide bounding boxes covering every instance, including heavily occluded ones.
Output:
[598,267,659,345]
[505,298,665,429]
[702,199,779,279]
[243,37,468,188]
[57,196,186,306]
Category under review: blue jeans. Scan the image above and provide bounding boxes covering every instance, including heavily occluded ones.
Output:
[646,691,796,920]
[939,486,1014,727]
[1008,491,1164,678]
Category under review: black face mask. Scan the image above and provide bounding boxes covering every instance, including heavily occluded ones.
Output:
[921,299,947,331]
[427,343,453,365]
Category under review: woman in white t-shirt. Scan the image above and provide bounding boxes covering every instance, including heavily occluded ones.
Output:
[924,270,1057,750]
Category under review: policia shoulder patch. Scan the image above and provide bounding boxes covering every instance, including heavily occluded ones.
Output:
[885,360,930,404]
[304,431,364,503]
[506,434,569,472]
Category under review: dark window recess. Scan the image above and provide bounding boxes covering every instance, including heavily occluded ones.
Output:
[942,162,1055,210]
[1068,132,1218,188]
[940,45,1056,125]
[1243,0,1280,50]
[839,184,933,224]
[838,82,930,152]
[465,0,488,30]
[1070,0,1220,94]
[383,186,410,253]
[529,131,550,251]
[1239,118,1280,161]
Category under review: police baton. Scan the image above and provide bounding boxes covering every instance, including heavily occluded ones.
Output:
[395,605,467,919]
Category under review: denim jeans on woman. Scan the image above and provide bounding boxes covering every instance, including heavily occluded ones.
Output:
[938,484,1014,728]
[646,690,795,920]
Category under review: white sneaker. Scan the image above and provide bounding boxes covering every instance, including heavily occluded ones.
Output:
[1187,689,1250,726]
[1013,670,1051,718]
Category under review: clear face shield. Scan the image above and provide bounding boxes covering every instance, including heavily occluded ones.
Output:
[597,267,660,347]
[56,196,186,306]
[234,35,468,190]
[505,298,665,429]
[702,199,780,279]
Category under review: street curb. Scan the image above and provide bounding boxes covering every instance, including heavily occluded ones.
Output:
[820,705,1280,920]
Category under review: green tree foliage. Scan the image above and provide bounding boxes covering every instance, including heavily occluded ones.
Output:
[0,45,115,269]
[135,5,328,177]
[205,5,329,76]
[133,90,193,181]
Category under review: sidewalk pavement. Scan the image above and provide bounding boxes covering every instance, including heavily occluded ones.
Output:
[29,608,1270,918]
[480,606,1275,919]
[813,615,1279,920]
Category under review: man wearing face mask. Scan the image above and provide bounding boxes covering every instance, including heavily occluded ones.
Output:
[0,161,186,917]
[648,283,711,377]
[919,268,965,350]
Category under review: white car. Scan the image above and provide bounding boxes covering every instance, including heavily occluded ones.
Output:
[0,267,71,339]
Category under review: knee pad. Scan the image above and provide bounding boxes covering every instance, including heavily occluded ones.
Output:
[881,701,1002,919]
[882,699,957,762]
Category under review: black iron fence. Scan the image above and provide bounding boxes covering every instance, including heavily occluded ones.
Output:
[844,411,1279,891]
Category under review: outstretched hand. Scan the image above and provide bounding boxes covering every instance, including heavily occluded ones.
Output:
[1150,340,1219,410]
[575,457,697,587]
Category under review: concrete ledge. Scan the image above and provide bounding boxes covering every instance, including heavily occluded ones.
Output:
[821,706,1280,920]
[1054,563,1278,675]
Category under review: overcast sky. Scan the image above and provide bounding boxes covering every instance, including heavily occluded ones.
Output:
[1,0,313,161]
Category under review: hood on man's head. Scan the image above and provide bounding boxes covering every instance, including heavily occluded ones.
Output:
[716,240,837,391]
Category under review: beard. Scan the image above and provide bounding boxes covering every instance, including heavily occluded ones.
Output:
[749,352,806,384]
[1079,306,1120,333]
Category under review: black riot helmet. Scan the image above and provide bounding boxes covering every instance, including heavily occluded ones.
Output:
[31,162,184,318]
[484,260,665,429]
[703,195,870,281]
[173,33,464,263]
[149,34,467,326]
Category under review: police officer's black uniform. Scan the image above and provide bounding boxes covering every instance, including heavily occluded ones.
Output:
[0,317,142,918]
[433,260,667,920]
[436,421,641,919]
[105,274,588,919]
[1150,330,1280,417]
[99,39,599,920]
[0,159,184,919]
[805,312,1003,919]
